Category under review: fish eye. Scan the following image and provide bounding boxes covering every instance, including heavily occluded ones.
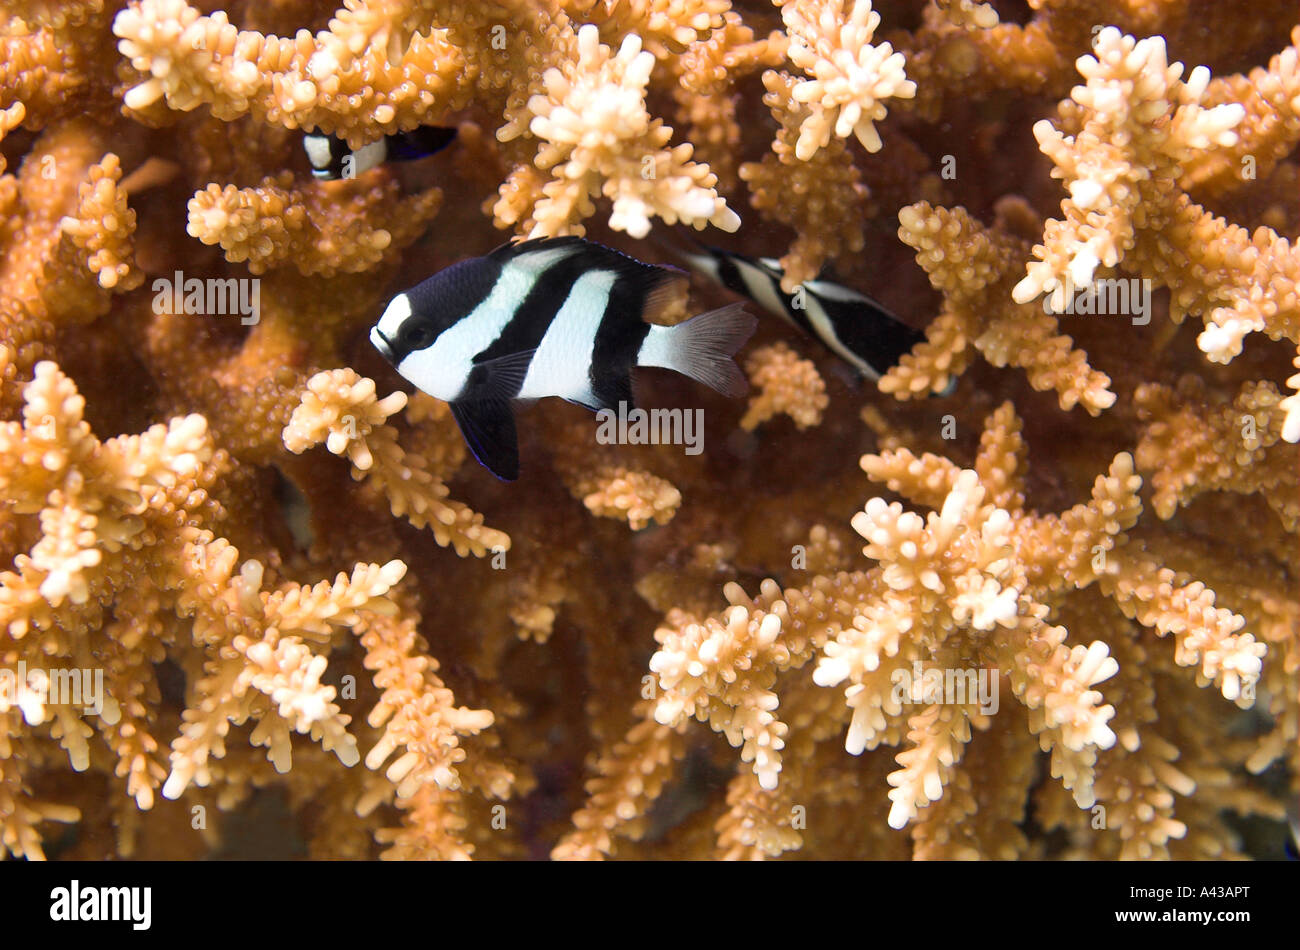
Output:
[401,324,434,348]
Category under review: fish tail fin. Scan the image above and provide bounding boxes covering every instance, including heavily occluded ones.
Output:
[638,303,756,397]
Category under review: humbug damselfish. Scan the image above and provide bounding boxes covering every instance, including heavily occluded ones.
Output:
[370,237,756,480]
[304,125,458,180]
[672,242,948,390]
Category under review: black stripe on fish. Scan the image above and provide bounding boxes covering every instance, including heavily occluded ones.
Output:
[589,272,654,412]
[554,242,679,412]
[480,238,681,411]
[723,251,820,340]
[804,281,925,380]
[384,126,458,162]
[469,237,604,372]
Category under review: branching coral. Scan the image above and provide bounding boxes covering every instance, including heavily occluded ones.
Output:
[576,403,1276,858]
[779,0,915,160]
[892,201,1116,412]
[283,368,510,557]
[738,70,870,290]
[0,0,1295,861]
[188,172,442,276]
[1012,27,1300,420]
[496,23,739,238]
[112,0,468,141]
[739,341,828,430]
[0,358,407,850]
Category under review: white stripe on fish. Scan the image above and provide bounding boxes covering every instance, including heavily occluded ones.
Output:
[517,268,617,404]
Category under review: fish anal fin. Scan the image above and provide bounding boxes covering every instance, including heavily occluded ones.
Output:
[450,399,520,481]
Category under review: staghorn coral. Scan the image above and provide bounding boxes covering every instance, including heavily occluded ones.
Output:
[778,0,915,160]
[283,368,511,556]
[0,0,1295,862]
[739,340,828,430]
[187,171,443,276]
[496,22,740,238]
[739,69,870,290]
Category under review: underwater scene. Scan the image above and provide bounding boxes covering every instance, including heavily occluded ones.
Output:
[0,0,1297,861]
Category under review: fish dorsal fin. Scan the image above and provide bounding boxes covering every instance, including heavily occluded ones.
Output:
[450,398,520,481]
[489,236,590,266]
[491,236,686,285]
[462,349,536,402]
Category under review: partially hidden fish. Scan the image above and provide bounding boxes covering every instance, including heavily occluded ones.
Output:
[676,243,931,384]
[304,125,457,180]
[370,237,757,480]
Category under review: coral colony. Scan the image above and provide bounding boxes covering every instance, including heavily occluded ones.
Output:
[0,0,1296,861]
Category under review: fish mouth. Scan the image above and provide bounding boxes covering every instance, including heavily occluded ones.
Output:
[370,327,395,362]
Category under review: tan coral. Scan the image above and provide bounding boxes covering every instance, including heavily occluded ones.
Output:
[670,11,786,191]
[893,201,1115,411]
[931,0,998,31]
[739,341,828,430]
[573,466,682,530]
[779,0,916,160]
[0,0,1295,863]
[0,361,410,852]
[571,0,731,60]
[739,70,870,291]
[358,611,501,799]
[496,23,740,238]
[284,369,510,557]
[188,172,441,276]
[1012,27,1300,404]
[1134,376,1298,530]
[564,401,1270,855]
[112,0,468,142]
[57,153,142,292]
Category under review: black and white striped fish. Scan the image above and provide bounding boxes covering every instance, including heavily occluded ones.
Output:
[676,244,930,384]
[370,237,756,480]
[304,126,457,180]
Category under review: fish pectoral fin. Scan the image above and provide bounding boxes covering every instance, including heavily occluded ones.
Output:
[450,399,520,481]
[463,349,536,402]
